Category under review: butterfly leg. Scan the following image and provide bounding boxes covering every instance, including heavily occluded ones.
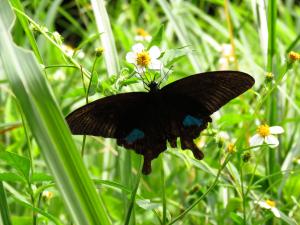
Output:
[168,136,177,148]
[142,151,153,175]
[180,137,204,160]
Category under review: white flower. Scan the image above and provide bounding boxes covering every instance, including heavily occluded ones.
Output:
[76,50,85,59]
[255,200,281,218]
[42,191,54,200]
[53,69,66,81]
[62,44,74,57]
[218,43,235,70]
[219,44,234,58]
[126,43,162,73]
[217,131,230,141]
[135,28,152,42]
[249,124,284,149]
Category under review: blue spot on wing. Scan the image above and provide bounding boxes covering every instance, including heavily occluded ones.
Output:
[125,129,145,144]
[183,115,203,127]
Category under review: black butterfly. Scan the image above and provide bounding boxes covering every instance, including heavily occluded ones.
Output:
[66,71,254,174]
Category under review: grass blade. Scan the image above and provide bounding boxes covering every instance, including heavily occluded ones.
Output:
[0,1,110,224]
[91,0,120,76]
[156,0,202,72]
[0,182,12,225]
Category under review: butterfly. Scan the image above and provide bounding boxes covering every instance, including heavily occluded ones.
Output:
[66,71,255,175]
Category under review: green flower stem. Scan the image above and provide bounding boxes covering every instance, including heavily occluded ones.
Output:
[167,154,232,225]
[12,7,91,79]
[240,164,247,225]
[124,158,143,225]
[81,56,100,157]
[160,155,167,225]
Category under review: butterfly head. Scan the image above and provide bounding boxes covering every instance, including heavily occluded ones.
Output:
[148,81,160,92]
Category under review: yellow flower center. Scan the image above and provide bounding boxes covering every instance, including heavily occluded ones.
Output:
[266,200,276,208]
[257,124,270,137]
[136,51,151,67]
[136,28,150,37]
[288,51,300,61]
[266,72,274,79]
[227,143,236,153]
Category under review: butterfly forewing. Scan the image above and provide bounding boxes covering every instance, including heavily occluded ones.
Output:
[160,71,255,115]
[66,92,148,138]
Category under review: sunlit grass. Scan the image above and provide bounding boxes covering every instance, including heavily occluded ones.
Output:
[0,0,300,225]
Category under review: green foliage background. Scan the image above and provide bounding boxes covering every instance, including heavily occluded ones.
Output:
[0,0,300,224]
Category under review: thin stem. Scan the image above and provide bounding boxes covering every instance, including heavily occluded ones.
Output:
[161,155,167,225]
[15,99,36,225]
[167,154,232,225]
[240,164,247,225]
[124,158,143,225]
[86,57,99,103]
[81,57,100,157]
[224,0,238,69]
[44,65,78,69]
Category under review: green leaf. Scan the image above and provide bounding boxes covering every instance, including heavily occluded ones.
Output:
[136,199,160,210]
[31,173,53,182]
[0,172,25,183]
[163,48,191,67]
[229,212,243,224]
[0,151,30,181]
[148,25,164,49]
[88,72,99,96]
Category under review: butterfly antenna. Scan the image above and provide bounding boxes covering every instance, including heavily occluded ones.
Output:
[133,69,149,90]
[133,64,150,85]
[157,65,173,86]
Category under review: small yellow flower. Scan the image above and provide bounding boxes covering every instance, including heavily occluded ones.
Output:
[227,143,236,153]
[95,47,104,57]
[135,28,152,42]
[255,199,281,218]
[265,72,274,81]
[288,51,300,61]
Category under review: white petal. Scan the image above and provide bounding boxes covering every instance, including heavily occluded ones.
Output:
[126,52,137,64]
[249,134,264,148]
[149,46,161,59]
[135,66,145,74]
[257,201,271,209]
[271,208,281,218]
[132,43,144,53]
[149,59,162,70]
[269,126,284,134]
[265,135,279,148]
[135,36,143,41]
[145,36,152,42]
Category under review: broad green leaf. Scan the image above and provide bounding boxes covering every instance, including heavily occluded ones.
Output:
[0,172,25,183]
[148,25,164,49]
[0,151,30,181]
